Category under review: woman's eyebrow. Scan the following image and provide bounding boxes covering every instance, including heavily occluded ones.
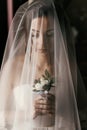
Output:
[32,29,40,33]
[47,29,54,32]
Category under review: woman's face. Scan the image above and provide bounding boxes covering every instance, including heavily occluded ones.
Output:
[31,16,54,55]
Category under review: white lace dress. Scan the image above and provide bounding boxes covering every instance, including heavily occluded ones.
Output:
[12,84,55,130]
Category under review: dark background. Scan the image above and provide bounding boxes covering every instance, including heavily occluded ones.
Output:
[0,0,87,87]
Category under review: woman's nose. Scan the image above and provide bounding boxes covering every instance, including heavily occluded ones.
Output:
[38,34,46,49]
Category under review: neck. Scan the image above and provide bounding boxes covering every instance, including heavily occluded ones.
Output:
[36,54,54,77]
[30,52,54,79]
[36,54,50,68]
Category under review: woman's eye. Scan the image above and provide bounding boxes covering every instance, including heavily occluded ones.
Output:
[31,33,39,38]
[46,31,54,37]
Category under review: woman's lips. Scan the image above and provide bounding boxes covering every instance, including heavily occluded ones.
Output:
[36,49,47,53]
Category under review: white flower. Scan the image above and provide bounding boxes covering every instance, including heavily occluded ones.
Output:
[45,80,49,84]
[40,77,45,82]
[35,83,43,91]
[41,80,49,86]
[44,90,48,94]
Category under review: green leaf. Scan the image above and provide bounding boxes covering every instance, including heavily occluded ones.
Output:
[50,77,55,84]
[43,84,52,91]
[45,69,50,78]
[43,84,48,90]
[42,75,46,79]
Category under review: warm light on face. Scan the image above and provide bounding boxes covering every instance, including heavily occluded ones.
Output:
[31,16,54,54]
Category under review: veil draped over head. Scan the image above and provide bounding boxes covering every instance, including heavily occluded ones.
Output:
[0,0,87,130]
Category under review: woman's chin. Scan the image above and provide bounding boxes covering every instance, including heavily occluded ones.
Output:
[35,51,48,55]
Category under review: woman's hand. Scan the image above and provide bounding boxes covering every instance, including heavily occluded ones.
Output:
[33,93,55,119]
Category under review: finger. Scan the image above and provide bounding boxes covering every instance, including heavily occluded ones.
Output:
[33,111,41,119]
[35,95,45,101]
[34,95,46,105]
[34,94,55,104]
[35,99,55,108]
[35,109,49,114]
[34,98,46,105]
[35,106,55,113]
[33,112,38,119]
[35,94,55,102]
[34,104,53,110]
[40,98,55,105]
[35,109,55,115]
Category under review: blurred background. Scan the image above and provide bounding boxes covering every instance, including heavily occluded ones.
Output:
[0,0,87,87]
[0,0,87,129]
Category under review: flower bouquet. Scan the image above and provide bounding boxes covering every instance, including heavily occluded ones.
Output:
[32,70,55,127]
[33,69,55,93]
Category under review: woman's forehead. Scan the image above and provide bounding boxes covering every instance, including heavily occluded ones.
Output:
[31,16,54,31]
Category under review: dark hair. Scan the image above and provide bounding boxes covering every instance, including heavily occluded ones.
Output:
[33,5,54,18]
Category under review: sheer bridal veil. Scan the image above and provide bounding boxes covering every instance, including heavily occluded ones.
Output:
[0,0,87,130]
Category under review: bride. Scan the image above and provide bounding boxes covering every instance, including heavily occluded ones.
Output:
[0,0,87,130]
